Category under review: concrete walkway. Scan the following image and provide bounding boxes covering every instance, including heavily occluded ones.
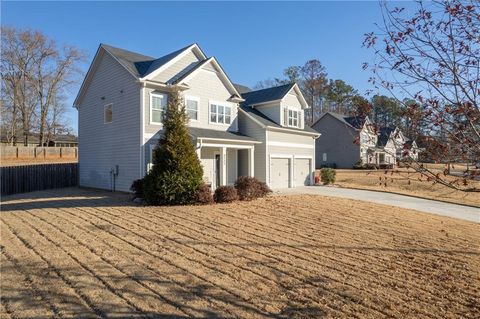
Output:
[276,186,480,223]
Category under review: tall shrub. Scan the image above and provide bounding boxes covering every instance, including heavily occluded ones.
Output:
[143,89,203,205]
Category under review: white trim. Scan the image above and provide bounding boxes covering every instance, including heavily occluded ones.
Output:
[266,126,320,137]
[269,154,293,188]
[200,143,254,149]
[184,95,200,122]
[282,83,309,109]
[178,57,242,98]
[140,85,145,178]
[199,137,260,144]
[140,44,207,81]
[144,132,158,140]
[208,100,233,126]
[268,141,315,149]
[104,103,113,124]
[150,92,167,125]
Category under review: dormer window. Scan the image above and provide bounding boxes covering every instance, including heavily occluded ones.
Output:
[288,109,300,128]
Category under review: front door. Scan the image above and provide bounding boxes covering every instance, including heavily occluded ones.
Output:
[214,153,221,189]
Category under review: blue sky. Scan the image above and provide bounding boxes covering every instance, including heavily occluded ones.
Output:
[2,1,401,134]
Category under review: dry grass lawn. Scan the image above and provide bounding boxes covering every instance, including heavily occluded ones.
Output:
[1,188,479,318]
[334,168,480,207]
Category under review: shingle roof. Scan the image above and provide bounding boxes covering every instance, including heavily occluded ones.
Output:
[314,112,367,130]
[170,58,211,84]
[188,127,259,142]
[233,83,252,94]
[239,104,319,135]
[343,116,367,130]
[377,127,396,147]
[240,83,295,106]
[101,43,194,78]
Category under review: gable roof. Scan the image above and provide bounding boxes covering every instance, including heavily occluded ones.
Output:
[239,104,319,135]
[101,43,198,79]
[240,83,295,107]
[233,83,252,94]
[313,112,368,131]
[377,127,395,147]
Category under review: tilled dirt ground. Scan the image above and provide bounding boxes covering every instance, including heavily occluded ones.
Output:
[1,188,479,318]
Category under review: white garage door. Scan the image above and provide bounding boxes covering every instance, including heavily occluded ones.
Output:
[270,158,290,188]
[294,158,311,186]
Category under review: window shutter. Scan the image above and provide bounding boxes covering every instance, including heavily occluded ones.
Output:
[283,108,288,126]
[299,111,303,128]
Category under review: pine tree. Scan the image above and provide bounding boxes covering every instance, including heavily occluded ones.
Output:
[143,89,203,205]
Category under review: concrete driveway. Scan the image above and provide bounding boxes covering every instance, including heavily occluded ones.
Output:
[276,186,480,223]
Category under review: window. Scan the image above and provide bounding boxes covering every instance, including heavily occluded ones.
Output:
[186,97,199,121]
[288,109,299,127]
[209,102,231,124]
[150,93,167,124]
[322,153,327,162]
[104,104,113,123]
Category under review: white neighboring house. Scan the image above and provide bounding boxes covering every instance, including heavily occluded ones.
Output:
[74,43,319,192]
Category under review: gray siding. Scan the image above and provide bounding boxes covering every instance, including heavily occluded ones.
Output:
[78,51,140,192]
[144,66,239,137]
[238,111,267,182]
[312,114,360,168]
[152,50,201,83]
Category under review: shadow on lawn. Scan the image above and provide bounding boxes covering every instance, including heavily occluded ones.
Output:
[0,257,327,318]
[1,187,133,212]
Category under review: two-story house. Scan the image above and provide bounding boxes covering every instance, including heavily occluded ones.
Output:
[312,112,377,168]
[312,112,421,168]
[74,43,319,192]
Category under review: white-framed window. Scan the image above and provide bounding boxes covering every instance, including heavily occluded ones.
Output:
[185,96,199,121]
[150,92,167,124]
[288,109,299,127]
[209,102,231,125]
[322,153,327,162]
[104,103,113,123]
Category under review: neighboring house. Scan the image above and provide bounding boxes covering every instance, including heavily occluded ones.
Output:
[403,139,420,160]
[312,112,420,168]
[311,112,377,168]
[74,43,318,192]
[376,127,406,165]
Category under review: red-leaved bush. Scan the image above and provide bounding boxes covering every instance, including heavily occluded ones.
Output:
[234,176,271,201]
[213,186,239,203]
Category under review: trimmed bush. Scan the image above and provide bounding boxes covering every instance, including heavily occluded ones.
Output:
[142,89,204,205]
[130,179,144,198]
[320,168,336,185]
[192,184,214,205]
[234,176,271,201]
[213,186,239,203]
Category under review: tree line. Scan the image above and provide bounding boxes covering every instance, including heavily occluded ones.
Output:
[254,60,423,138]
[1,27,84,146]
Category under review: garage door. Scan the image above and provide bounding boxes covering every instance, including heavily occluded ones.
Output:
[294,158,311,186]
[270,158,290,188]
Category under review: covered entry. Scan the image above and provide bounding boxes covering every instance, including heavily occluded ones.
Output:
[190,128,259,189]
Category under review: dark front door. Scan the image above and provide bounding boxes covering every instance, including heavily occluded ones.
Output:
[215,154,221,188]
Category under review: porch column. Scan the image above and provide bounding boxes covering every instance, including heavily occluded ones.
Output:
[221,147,227,186]
[248,147,255,177]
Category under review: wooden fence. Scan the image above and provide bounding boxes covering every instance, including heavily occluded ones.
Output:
[1,146,78,161]
[1,163,78,196]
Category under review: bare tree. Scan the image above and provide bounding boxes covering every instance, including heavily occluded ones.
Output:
[364,0,480,192]
[301,60,328,124]
[1,27,84,146]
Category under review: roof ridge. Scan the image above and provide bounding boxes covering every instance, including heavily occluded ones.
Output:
[242,82,295,95]
[100,43,155,60]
